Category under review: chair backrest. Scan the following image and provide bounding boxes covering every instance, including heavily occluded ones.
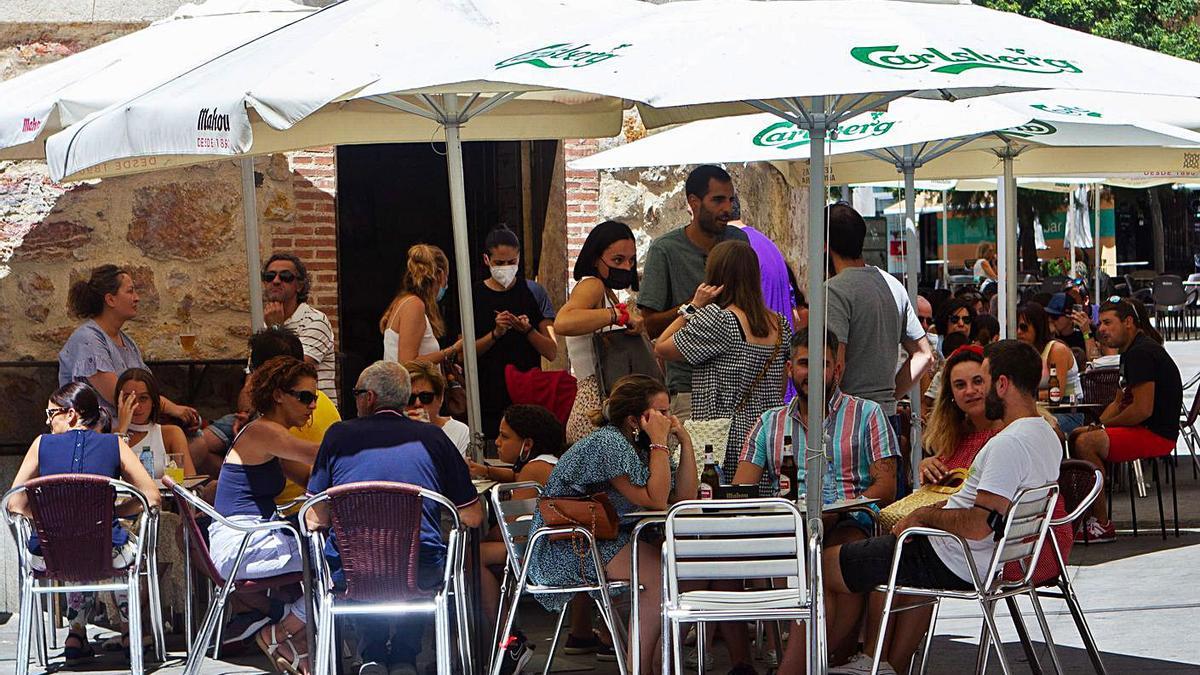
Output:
[1039,276,1067,295]
[7,474,148,582]
[490,481,542,574]
[1054,460,1103,532]
[663,498,807,606]
[1188,273,1200,284]
[1185,384,1200,428]
[166,476,230,585]
[1080,367,1120,405]
[315,481,460,603]
[1153,275,1187,305]
[986,483,1058,590]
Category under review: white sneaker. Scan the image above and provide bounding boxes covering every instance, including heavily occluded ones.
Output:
[762,648,779,667]
[828,652,898,675]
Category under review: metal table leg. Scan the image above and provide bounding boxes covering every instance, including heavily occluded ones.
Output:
[629,517,664,675]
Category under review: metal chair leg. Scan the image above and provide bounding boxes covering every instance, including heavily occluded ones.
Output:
[33,590,48,667]
[980,599,1015,675]
[594,588,630,675]
[541,603,571,675]
[975,620,991,675]
[15,575,34,675]
[129,570,145,675]
[1152,459,1167,540]
[435,593,452,675]
[1128,463,1139,536]
[1056,578,1108,675]
[1005,595,1044,675]
[1171,458,1180,536]
[1028,592,1065,675]
[916,600,940,675]
[698,621,708,675]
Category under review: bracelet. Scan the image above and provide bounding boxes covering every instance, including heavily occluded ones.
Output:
[1082,332,1092,340]
[609,306,619,326]
[615,302,630,327]
[649,443,670,454]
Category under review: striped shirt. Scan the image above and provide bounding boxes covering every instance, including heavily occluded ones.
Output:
[739,387,899,499]
[284,302,338,407]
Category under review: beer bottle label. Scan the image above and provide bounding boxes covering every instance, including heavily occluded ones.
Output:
[778,475,791,497]
[699,483,714,500]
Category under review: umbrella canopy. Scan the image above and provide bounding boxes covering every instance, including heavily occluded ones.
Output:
[0,0,315,161]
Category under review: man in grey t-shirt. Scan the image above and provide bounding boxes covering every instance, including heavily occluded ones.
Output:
[638,165,748,420]
[824,204,933,416]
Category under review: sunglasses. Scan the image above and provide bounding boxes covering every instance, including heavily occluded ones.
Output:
[284,389,318,405]
[261,270,298,283]
[352,388,371,398]
[1018,322,1030,331]
[45,407,69,423]
[949,315,973,325]
[409,392,437,406]
[918,315,933,325]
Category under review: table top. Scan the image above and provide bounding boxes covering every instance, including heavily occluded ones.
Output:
[1041,402,1106,413]
[157,475,211,491]
[472,479,498,494]
[626,497,880,520]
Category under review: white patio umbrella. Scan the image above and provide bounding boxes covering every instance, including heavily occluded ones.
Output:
[42,1,1200,670]
[0,0,316,327]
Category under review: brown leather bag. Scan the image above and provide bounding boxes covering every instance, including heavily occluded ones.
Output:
[537,492,619,542]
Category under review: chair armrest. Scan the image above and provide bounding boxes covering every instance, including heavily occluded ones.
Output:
[275,496,308,517]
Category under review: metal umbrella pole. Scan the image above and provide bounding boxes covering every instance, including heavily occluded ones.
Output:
[902,148,923,490]
[941,189,950,288]
[241,157,265,330]
[995,142,1021,337]
[1093,185,1102,300]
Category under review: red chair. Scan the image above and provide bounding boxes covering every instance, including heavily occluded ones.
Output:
[1,474,161,675]
[165,476,309,675]
[505,365,578,426]
[299,481,467,675]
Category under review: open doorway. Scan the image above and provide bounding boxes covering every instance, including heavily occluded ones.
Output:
[335,140,559,414]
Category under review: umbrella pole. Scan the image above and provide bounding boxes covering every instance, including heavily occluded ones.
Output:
[903,152,922,490]
[804,96,830,675]
[1094,185,1102,299]
[941,189,949,288]
[241,157,265,330]
[441,94,485,456]
[997,147,1018,337]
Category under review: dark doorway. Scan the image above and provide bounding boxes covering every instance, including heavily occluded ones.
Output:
[335,140,558,415]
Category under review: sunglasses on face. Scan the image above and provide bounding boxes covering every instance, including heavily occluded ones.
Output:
[352,388,371,398]
[45,407,69,422]
[918,315,933,325]
[284,389,318,405]
[949,315,973,325]
[261,270,297,283]
[1018,322,1030,331]
[409,392,437,406]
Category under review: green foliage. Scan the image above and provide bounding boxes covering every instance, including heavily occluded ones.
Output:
[978,0,1200,61]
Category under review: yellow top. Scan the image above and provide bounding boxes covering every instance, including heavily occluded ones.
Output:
[276,390,340,509]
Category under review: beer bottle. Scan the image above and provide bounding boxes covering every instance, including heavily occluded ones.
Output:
[699,445,721,500]
[1048,366,1062,404]
[779,435,799,501]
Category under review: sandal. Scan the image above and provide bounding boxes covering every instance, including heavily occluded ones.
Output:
[63,631,95,665]
[255,623,309,675]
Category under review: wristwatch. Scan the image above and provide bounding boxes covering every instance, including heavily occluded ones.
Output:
[678,303,698,318]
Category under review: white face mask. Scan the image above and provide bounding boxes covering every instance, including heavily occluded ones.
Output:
[490,264,518,289]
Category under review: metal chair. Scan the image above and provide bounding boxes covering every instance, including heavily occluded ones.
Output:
[1,475,160,675]
[871,483,1060,675]
[299,481,467,675]
[490,483,631,675]
[661,498,814,675]
[1080,367,1119,407]
[1181,385,1200,480]
[486,481,541,673]
[165,475,307,675]
[1150,275,1195,340]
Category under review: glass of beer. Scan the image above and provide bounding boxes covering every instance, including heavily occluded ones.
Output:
[165,453,186,482]
[179,331,197,353]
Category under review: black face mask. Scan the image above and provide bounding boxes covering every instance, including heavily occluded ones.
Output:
[602,266,636,290]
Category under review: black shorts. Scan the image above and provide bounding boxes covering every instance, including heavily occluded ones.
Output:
[838,534,974,594]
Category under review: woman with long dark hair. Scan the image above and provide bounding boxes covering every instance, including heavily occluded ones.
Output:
[9,382,160,661]
[555,220,643,443]
[470,225,558,437]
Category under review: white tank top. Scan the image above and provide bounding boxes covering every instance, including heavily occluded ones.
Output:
[1040,342,1081,398]
[383,297,440,362]
[564,277,616,380]
[131,423,166,479]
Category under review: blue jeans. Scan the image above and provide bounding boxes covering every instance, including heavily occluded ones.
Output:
[1054,412,1087,437]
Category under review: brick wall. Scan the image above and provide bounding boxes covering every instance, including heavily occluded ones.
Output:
[279,147,339,334]
[563,138,600,290]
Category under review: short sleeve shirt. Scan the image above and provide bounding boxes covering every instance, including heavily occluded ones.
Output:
[929,417,1061,583]
[307,410,478,555]
[284,303,338,407]
[58,319,149,416]
[825,266,925,414]
[637,225,749,393]
[526,280,557,321]
[1119,333,1183,441]
[739,390,900,499]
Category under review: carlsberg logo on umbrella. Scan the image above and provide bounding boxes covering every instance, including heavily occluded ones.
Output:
[1000,120,1058,138]
[754,112,895,150]
[495,43,631,70]
[851,46,1082,75]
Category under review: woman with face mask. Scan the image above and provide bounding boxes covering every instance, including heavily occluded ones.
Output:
[555,220,644,444]
[379,244,462,365]
[470,225,558,438]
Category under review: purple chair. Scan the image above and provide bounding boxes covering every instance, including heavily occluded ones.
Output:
[1,474,159,675]
[165,475,308,675]
[299,481,467,675]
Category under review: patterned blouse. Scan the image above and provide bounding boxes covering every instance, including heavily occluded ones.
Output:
[674,306,790,477]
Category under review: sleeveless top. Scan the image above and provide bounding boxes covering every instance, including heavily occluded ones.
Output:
[1039,342,1081,398]
[129,423,167,479]
[564,277,616,380]
[214,422,286,519]
[383,297,440,362]
[34,429,127,548]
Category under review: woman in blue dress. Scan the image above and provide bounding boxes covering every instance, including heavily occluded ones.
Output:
[527,374,698,674]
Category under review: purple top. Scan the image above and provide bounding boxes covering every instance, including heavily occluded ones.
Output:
[740,225,796,402]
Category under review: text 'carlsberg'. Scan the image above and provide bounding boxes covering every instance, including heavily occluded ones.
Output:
[196,108,231,132]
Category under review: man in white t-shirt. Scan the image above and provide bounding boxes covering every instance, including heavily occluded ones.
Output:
[262,252,338,407]
[805,340,1060,675]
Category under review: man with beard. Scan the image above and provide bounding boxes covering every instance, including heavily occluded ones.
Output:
[1070,297,1181,543]
[262,253,338,407]
[638,164,748,421]
[795,340,1059,675]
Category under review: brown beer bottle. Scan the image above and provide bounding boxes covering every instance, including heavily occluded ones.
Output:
[779,435,799,501]
[1048,366,1062,404]
[700,445,720,500]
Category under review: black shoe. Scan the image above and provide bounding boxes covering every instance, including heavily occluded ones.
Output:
[497,630,534,675]
[595,641,617,662]
[563,632,601,655]
[222,610,271,645]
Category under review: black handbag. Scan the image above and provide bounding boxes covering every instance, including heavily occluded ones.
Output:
[592,329,662,397]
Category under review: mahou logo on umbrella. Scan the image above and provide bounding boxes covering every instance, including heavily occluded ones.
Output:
[196,107,231,132]
[851,46,1083,75]
[495,43,632,70]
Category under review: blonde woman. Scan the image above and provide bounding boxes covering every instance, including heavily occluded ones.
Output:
[973,241,998,283]
[380,244,461,364]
